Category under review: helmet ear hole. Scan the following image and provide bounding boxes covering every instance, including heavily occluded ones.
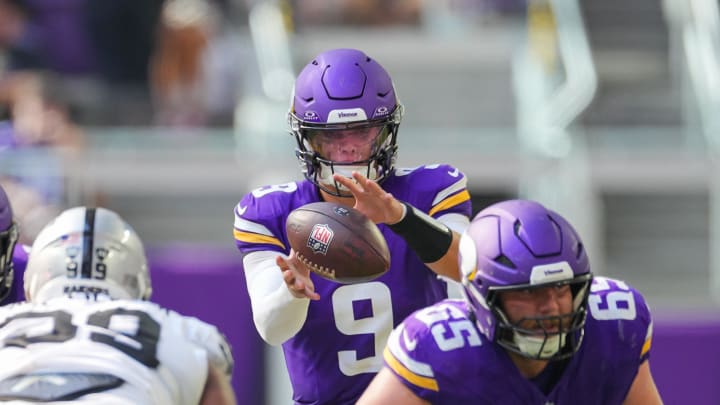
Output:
[494,254,516,269]
[576,243,585,259]
[513,219,522,235]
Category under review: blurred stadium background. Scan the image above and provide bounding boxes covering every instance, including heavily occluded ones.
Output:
[1,0,718,403]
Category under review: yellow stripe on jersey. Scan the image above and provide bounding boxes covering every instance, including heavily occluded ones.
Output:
[428,189,471,217]
[640,320,654,358]
[384,347,439,391]
[641,337,652,358]
[233,228,286,249]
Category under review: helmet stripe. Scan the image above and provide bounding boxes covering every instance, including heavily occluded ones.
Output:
[81,208,96,279]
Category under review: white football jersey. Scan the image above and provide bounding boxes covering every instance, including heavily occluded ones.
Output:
[0,297,233,404]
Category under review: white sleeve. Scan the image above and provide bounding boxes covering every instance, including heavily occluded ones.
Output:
[243,250,310,346]
[167,309,235,377]
[200,328,234,378]
[438,212,470,234]
[436,212,470,291]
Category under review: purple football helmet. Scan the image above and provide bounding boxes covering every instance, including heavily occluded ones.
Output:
[458,199,592,360]
[288,48,403,197]
[0,185,18,302]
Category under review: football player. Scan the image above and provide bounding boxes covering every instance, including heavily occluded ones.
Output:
[0,207,236,404]
[233,48,472,404]
[358,199,663,405]
[0,184,29,305]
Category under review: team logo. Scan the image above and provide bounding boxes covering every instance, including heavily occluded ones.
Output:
[307,224,334,255]
[529,261,573,285]
[373,105,389,118]
[337,111,358,120]
[333,207,350,216]
[63,284,110,300]
[327,108,367,123]
[303,111,320,121]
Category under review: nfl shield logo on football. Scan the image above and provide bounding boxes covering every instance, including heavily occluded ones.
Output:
[307,224,334,254]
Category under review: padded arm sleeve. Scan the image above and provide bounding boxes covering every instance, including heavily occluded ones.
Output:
[387,202,453,263]
[243,250,310,346]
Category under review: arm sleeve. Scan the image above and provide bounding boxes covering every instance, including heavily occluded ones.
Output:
[175,312,235,377]
[243,250,310,345]
[437,212,470,234]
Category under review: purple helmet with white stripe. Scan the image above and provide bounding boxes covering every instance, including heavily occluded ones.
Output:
[458,199,593,360]
[0,185,18,302]
[288,48,403,196]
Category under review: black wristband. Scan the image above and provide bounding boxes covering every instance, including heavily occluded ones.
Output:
[387,202,453,263]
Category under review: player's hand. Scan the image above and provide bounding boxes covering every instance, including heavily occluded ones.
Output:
[276,250,320,300]
[333,172,405,225]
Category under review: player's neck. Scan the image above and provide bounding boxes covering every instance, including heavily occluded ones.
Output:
[507,351,549,379]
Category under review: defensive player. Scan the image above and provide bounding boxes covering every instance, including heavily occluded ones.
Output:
[233,48,472,404]
[0,206,236,404]
[0,184,28,304]
[357,199,663,405]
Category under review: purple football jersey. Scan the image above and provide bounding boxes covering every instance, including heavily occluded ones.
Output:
[233,165,471,405]
[385,276,653,404]
[4,244,28,305]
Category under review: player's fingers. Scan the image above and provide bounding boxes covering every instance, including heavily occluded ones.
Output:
[283,270,309,298]
[352,172,389,201]
[363,179,387,199]
[293,277,320,300]
[298,277,320,300]
[282,267,293,281]
[282,269,298,289]
[351,171,368,183]
[290,257,311,278]
[282,264,302,285]
[350,172,373,193]
[304,286,320,300]
[333,173,363,194]
[276,255,290,271]
[285,251,308,274]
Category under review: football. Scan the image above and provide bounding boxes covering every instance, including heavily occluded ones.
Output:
[286,202,390,283]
